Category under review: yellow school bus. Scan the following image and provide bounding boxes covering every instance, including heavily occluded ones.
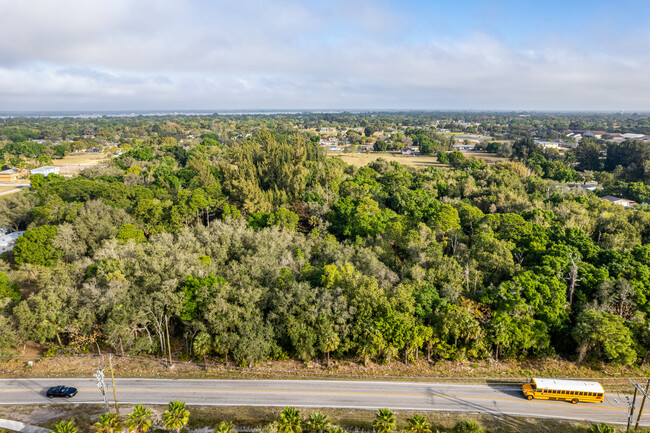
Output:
[521,378,605,404]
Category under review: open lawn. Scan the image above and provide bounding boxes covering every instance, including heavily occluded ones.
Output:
[330,152,442,168]
[329,151,509,168]
[0,185,19,194]
[52,153,108,174]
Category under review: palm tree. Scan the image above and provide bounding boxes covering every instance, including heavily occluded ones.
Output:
[372,408,396,433]
[193,331,213,370]
[93,412,122,433]
[126,405,154,433]
[277,407,302,433]
[52,420,78,433]
[214,421,236,433]
[304,411,331,433]
[405,415,431,433]
[162,400,190,433]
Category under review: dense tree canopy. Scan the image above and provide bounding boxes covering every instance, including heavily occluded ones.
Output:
[1,114,650,369]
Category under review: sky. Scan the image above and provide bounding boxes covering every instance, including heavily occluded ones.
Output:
[0,0,649,111]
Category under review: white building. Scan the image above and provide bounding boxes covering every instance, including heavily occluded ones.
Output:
[0,231,25,254]
[601,196,637,208]
[622,133,646,140]
[30,166,60,177]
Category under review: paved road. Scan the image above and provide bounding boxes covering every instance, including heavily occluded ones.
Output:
[0,378,646,426]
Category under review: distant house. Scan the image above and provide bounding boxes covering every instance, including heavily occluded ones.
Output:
[622,133,646,140]
[601,196,637,208]
[453,144,475,151]
[0,231,25,254]
[567,182,599,191]
[535,140,560,149]
[319,138,339,146]
[328,145,344,152]
[30,166,60,177]
[0,168,28,182]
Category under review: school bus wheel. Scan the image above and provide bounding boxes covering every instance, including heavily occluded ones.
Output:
[526,395,533,400]
[571,398,579,404]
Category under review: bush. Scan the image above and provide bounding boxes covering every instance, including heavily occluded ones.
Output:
[453,419,483,433]
[587,424,615,433]
[437,151,450,164]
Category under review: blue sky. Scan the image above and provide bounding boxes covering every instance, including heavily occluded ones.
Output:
[0,0,649,111]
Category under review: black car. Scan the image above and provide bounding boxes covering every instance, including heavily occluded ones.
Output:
[46,386,78,398]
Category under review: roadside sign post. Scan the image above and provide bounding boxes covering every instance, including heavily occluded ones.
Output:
[94,369,108,412]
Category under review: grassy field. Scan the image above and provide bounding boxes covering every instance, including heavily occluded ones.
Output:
[329,151,509,168]
[0,185,20,193]
[52,153,108,174]
[330,152,442,168]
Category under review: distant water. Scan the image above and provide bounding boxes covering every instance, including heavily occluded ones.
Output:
[0,109,350,119]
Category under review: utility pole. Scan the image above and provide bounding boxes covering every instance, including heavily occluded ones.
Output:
[108,354,120,415]
[632,378,650,430]
[628,386,638,433]
[165,315,173,368]
[94,369,108,412]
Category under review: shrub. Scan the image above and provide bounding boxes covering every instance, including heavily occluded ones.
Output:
[453,419,483,433]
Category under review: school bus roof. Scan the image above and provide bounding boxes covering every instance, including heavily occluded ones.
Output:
[532,378,604,393]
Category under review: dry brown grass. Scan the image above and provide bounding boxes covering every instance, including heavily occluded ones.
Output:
[330,152,443,168]
[52,153,108,166]
[51,153,108,174]
[329,151,509,169]
[1,349,647,393]
[0,185,19,193]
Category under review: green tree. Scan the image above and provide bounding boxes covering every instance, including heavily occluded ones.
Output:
[372,408,396,433]
[126,404,154,433]
[93,412,122,433]
[193,331,213,369]
[268,208,300,231]
[162,400,190,433]
[0,272,19,303]
[117,224,146,243]
[13,225,62,267]
[405,414,431,433]
[318,319,340,368]
[572,309,636,365]
[52,420,78,433]
[277,407,302,433]
[374,140,388,152]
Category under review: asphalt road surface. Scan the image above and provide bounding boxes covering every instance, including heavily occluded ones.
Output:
[0,378,647,426]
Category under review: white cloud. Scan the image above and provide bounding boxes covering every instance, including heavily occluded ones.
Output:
[0,0,649,110]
